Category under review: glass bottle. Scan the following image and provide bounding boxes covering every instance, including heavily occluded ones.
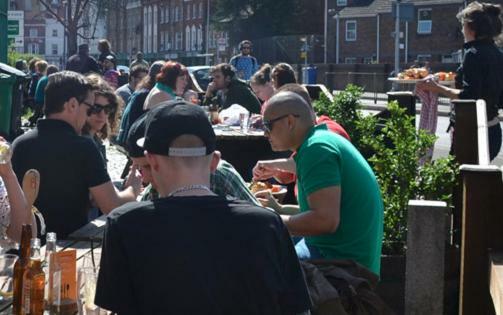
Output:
[12,224,32,315]
[24,238,45,315]
[44,232,57,310]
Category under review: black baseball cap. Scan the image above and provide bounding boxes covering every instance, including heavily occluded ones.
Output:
[137,101,216,157]
[126,113,148,158]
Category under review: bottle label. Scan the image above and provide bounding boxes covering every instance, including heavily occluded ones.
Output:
[52,270,61,306]
[23,279,31,313]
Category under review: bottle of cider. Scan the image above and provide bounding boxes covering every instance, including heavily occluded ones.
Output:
[13,224,32,315]
[23,238,45,315]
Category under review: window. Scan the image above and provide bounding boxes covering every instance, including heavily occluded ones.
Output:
[199,3,203,18]
[363,57,373,64]
[345,57,357,64]
[185,26,191,51]
[417,9,432,34]
[192,3,197,19]
[51,44,58,55]
[176,32,182,50]
[186,5,190,20]
[175,6,180,21]
[345,21,357,41]
[29,28,38,37]
[160,7,164,23]
[28,43,39,54]
[52,29,58,37]
[417,54,431,62]
[165,7,170,23]
[337,0,347,6]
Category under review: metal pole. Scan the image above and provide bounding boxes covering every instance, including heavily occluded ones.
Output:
[335,14,339,64]
[0,0,8,63]
[405,21,408,63]
[394,0,400,76]
[324,0,327,64]
[376,14,380,63]
[205,0,210,65]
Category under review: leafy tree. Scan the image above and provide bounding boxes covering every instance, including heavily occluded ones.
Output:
[38,0,110,56]
[213,0,302,43]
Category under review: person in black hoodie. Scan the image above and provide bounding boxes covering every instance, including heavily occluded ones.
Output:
[66,44,101,75]
[417,1,503,161]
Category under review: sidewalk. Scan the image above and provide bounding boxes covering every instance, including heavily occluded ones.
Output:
[333,90,503,119]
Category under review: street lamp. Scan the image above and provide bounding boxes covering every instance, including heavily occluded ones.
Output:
[324,0,328,64]
[205,0,210,65]
[335,12,340,64]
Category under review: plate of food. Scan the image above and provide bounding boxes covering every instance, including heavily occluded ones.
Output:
[249,181,287,199]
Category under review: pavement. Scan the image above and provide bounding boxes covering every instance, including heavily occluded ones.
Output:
[336,90,503,120]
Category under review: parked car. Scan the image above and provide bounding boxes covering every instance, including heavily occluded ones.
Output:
[188,66,211,91]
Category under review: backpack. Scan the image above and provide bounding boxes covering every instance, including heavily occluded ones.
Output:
[301,260,394,315]
[230,55,257,72]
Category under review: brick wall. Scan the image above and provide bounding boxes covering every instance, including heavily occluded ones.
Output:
[335,4,464,64]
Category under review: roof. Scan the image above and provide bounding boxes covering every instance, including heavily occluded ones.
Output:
[338,0,464,18]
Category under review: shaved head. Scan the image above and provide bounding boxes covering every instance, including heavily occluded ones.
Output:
[265,91,315,126]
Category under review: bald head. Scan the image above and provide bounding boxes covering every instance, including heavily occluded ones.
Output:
[266,91,315,126]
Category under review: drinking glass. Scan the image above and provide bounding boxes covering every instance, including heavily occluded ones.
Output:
[0,254,18,301]
[239,112,250,133]
[78,267,107,315]
[0,142,11,164]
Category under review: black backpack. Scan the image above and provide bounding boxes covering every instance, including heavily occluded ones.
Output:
[301,260,395,315]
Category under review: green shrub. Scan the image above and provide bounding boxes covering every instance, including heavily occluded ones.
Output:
[313,86,458,254]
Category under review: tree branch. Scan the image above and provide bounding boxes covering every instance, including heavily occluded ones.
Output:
[38,0,69,30]
[75,0,92,23]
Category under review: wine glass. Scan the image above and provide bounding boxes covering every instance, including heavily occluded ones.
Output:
[0,254,18,301]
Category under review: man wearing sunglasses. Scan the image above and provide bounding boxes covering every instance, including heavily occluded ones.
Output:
[229,40,259,81]
[11,71,142,238]
[253,92,384,276]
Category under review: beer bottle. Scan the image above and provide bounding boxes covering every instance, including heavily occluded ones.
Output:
[13,224,32,315]
[24,238,45,315]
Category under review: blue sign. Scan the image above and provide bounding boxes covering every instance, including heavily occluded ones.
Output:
[392,3,415,22]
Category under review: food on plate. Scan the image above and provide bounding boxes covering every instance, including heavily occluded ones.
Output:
[249,181,283,194]
[397,67,429,80]
[434,71,456,81]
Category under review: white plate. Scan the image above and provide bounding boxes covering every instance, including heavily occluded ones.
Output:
[388,77,455,85]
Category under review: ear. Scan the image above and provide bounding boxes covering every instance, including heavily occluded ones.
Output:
[65,97,79,114]
[210,151,221,173]
[145,152,160,172]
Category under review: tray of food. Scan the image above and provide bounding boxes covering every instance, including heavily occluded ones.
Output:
[388,67,456,85]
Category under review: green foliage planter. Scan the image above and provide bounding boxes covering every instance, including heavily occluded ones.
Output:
[314,85,458,255]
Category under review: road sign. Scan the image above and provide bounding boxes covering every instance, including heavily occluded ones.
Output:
[392,3,415,22]
[8,20,19,36]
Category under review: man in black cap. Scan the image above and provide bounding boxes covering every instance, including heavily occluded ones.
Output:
[96,102,311,315]
[66,43,101,75]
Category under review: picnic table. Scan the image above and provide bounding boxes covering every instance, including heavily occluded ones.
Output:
[0,216,107,314]
[214,126,291,182]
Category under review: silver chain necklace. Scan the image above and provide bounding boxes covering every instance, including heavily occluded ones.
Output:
[167,184,212,197]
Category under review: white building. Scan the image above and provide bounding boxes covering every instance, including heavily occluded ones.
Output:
[44,18,64,68]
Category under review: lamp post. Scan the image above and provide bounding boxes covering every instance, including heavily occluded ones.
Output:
[62,0,68,67]
[323,0,328,64]
[205,0,210,65]
[335,13,340,64]
[0,0,8,63]
[394,0,400,77]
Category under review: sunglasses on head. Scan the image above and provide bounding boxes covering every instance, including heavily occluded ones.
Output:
[86,103,114,116]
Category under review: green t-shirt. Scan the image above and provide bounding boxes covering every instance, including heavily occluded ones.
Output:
[294,124,384,275]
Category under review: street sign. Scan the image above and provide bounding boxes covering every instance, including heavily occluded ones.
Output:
[392,3,415,22]
[8,20,19,36]
[217,38,227,45]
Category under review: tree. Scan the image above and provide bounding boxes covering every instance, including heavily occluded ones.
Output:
[38,0,107,56]
[213,0,302,43]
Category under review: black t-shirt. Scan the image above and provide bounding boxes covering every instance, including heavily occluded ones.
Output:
[11,119,110,238]
[95,196,311,315]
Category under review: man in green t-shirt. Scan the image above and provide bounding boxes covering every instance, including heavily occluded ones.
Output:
[253,92,383,275]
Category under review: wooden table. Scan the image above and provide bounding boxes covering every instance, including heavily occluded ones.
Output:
[0,216,107,313]
[214,126,291,182]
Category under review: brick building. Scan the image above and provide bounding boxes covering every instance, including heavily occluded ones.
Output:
[107,0,231,66]
[327,0,467,64]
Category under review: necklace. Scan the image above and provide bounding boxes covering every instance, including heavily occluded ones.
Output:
[167,184,212,197]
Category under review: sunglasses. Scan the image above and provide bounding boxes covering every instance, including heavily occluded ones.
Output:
[263,114,299,133]
[87,103,114,116]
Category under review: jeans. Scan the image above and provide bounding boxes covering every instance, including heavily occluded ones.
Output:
[294,237,324,260]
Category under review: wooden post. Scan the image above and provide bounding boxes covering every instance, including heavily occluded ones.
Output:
[387,91,416,117]
[459,165,503,315]
[490,251,503,315]
[405,200,448,315]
